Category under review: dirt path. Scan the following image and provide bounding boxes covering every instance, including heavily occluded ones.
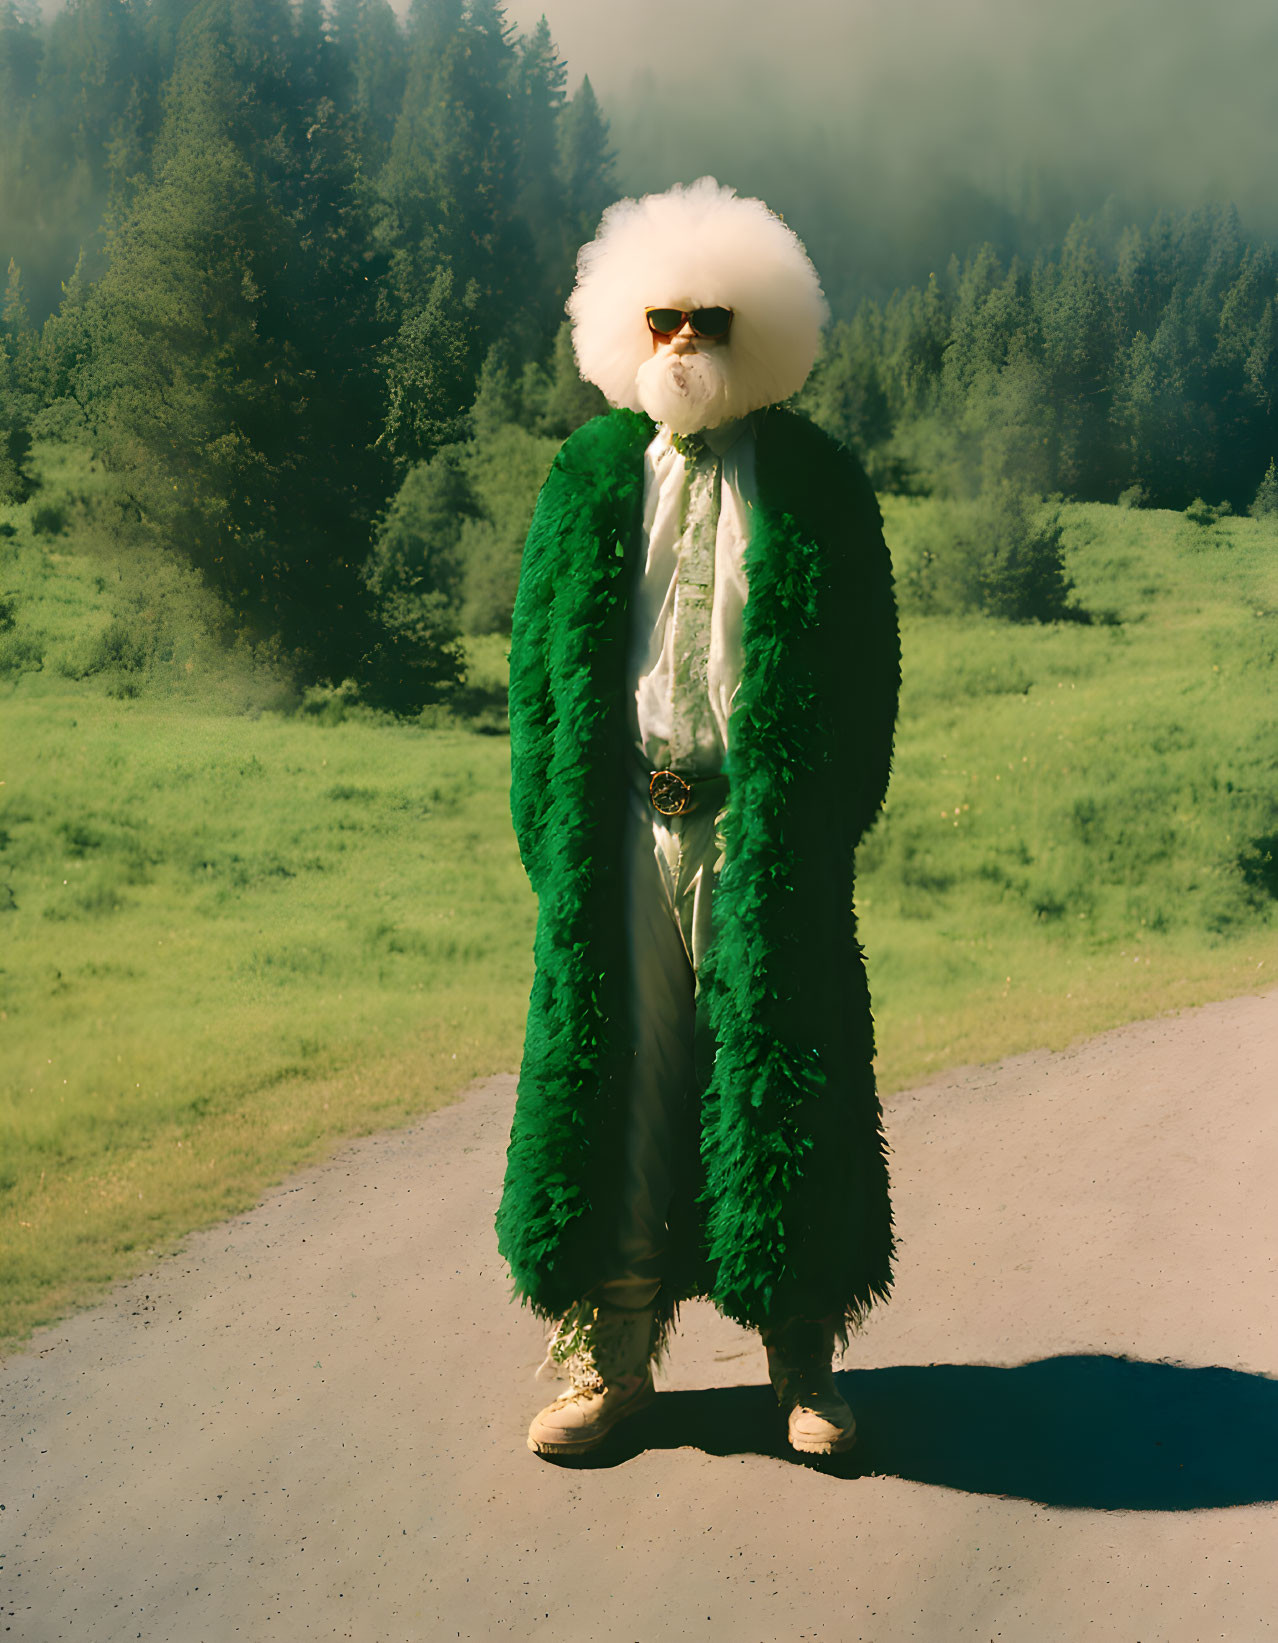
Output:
[4,989,1277,1642]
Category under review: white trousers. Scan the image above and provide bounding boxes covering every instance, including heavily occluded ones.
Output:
[603,773,727,1312]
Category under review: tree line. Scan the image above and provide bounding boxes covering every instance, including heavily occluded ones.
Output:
[2,1,1275,706]
[1,0,611,709]
[802,206,1277,514]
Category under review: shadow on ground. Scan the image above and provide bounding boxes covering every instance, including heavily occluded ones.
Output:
[559,1355,1278,1509]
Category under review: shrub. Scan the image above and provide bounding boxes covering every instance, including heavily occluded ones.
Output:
[357,589,466,717]
[905,483,1086,623]
[85,618,150,676]
[364,446,472,613]
[30,501,67,536]
[1183,496,1233,527]
[358,447,471,712]
[978,487,1083,622]
[0,630,43,675]
[1238,832,1278,901]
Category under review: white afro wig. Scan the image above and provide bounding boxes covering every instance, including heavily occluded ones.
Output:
[567,176,830,418]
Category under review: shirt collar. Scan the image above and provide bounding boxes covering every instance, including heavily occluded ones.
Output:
[655,416,749,462]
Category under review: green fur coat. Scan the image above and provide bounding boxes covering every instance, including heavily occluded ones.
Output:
[496,404,900,1341]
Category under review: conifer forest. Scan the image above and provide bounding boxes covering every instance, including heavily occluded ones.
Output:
[2,0,1276,708]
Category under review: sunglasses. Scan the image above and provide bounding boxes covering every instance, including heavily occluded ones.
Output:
[645,306,734,340]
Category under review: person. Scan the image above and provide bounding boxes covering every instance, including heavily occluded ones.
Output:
[496,176,899,1459]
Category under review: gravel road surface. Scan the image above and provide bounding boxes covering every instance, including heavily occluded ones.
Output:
[4,988,1276,1642]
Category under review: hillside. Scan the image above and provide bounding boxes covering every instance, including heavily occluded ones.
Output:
[1,452,1274,1346]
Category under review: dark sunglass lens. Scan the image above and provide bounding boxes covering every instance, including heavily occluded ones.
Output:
[692,307,732,337]
[647,309,683,334]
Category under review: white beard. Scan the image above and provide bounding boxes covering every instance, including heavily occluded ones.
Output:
[633,347,737,435]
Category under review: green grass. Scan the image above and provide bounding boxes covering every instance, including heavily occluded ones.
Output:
[1,694,533,1346]
[1,451,1274,1351]
[864,497,1277,1073]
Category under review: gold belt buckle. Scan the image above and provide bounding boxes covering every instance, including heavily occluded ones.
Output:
[649,769,694,816]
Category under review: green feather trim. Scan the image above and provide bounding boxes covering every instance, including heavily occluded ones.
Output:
[498,409,653,1316]
[497,406,900,1345]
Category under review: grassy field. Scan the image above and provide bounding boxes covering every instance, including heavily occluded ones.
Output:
[1,452,1274,1350]
[862,494,1276,1070]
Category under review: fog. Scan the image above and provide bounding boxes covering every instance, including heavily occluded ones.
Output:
[30,0,1278,305]
[493,0,1278,303]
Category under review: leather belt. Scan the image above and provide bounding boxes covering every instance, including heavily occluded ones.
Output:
[646,766,730,818]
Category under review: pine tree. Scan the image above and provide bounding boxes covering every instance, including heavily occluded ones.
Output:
[801,313,892,457]
[377,0,538,466]
[0,6,47,320]
[1250,458,1278,518]
[468,344,523,440]
[556,74,614,244]
[2,258,31,338]
[365,444,475,612]
[144,0,203,74]
[77,0,417,693]
[0,0,40,110]
[382,0,520,288]
[330,0,405,170]
[22,0,152,310]
[944,244,1008,398]
[291,0,332,105]
[1033,220,1114,493]
[975,484,1078,623]
[1,259,40,405]
[879,271,949,423]
[0,0,42,251]
[359,443,473,712]
[383,0,465,249]
[525,320,606,438]
[380,265,481,466]
[417,1,525,325]
[511,16,569,347]
[39,249,92,431]
[0,333,35,503]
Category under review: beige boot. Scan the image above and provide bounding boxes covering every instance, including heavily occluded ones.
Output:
[527,1299,658,1457]
[762,1316,857,1456]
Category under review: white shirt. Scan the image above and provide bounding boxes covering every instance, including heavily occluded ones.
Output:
[628,419,756,777]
